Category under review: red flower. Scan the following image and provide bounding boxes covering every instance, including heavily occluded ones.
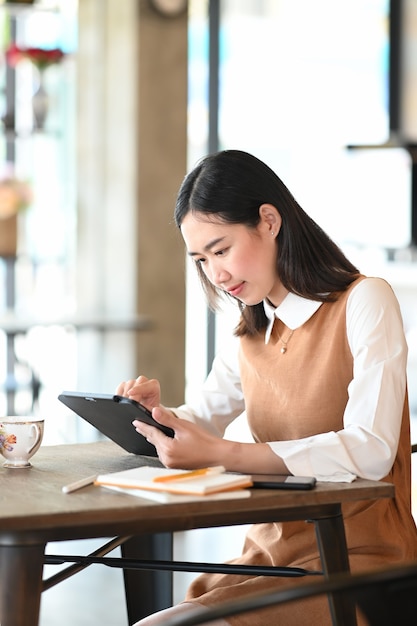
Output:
[5,43,24,66]
[6,44,65,70]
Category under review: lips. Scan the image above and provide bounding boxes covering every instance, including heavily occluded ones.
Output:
[226,282,245,297]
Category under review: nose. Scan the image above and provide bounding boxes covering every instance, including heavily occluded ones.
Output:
[205,259,230,286]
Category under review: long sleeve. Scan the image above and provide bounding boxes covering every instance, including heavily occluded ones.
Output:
[268,278,408,481]
[174,334,245,436]
[174,278,408,482]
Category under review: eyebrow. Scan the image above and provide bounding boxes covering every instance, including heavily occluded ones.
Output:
[187,236,226,257]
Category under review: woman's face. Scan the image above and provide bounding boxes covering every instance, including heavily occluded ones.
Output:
[180,204,288,307]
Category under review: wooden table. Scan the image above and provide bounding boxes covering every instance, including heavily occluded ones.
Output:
[0,441,394,626]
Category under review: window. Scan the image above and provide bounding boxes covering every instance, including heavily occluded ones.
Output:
[186,0,412,393]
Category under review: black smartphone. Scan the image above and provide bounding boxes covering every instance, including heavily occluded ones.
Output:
[251,474,316,490]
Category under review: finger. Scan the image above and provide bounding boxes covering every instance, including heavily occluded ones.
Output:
[133,420,164,447]
[133,408,175,440]
[151,406,176,429]
[115,379,136,396]
[132,419,153,436]
[127,378,161,404]
[117,375,151,398]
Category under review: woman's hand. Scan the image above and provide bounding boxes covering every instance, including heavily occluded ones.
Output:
[116,376,290,473]
[115,375,161,412]
[132,406,228,469]
[133,406,289,474]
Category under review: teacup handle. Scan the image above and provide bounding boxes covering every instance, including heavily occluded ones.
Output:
[28,423,42,455]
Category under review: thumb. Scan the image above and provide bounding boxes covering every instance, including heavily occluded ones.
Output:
[152,406,177,428]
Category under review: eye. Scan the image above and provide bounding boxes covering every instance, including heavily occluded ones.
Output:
[215,247,228,256]
[195,257,206,265]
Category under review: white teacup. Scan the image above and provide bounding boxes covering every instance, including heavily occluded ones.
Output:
[0,416,44,468]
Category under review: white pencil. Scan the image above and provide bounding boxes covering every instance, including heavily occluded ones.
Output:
[62,474,97,494]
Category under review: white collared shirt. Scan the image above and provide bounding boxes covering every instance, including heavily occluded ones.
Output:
[263,292,322,343]
[175,278,408,482]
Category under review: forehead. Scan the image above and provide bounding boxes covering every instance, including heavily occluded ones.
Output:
[181,211,224,229]
[181,212,225,240]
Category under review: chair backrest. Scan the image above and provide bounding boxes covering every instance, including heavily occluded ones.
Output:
[163,561,417,626]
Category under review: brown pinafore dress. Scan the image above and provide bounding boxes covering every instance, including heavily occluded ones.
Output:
[185,280,417,625]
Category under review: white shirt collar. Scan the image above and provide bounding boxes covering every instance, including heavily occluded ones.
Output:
[263,293,322,344]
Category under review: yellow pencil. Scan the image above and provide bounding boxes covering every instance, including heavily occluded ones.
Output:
[153,465,225,483]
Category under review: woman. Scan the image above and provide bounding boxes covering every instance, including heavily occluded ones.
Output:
[117,150,417,625]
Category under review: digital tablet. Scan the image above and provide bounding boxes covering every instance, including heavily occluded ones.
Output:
[58,391,175,456]
[251,474,316,490]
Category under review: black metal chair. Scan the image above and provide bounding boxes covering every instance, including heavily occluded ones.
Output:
[162,561,417,626]
[44,535,321,622]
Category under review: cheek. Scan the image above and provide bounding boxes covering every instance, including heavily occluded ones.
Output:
[230,253,252,277]
[254,253,278,293]
[249,243,276,276]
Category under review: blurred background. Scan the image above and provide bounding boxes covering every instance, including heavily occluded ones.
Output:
[1,0,416,623]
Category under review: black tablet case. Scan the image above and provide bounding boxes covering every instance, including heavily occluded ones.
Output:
[58,391,166,456]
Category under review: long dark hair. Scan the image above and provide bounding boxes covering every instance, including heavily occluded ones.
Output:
[175,150,359,336]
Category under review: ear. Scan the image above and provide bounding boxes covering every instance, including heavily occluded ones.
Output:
[259,203,282,238]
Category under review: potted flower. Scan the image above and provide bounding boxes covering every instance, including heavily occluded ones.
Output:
[0,167,32,258]
[5,44,66,71]
[5,43,66,130]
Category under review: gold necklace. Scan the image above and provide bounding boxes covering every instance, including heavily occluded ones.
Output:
[276,329,294,354]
